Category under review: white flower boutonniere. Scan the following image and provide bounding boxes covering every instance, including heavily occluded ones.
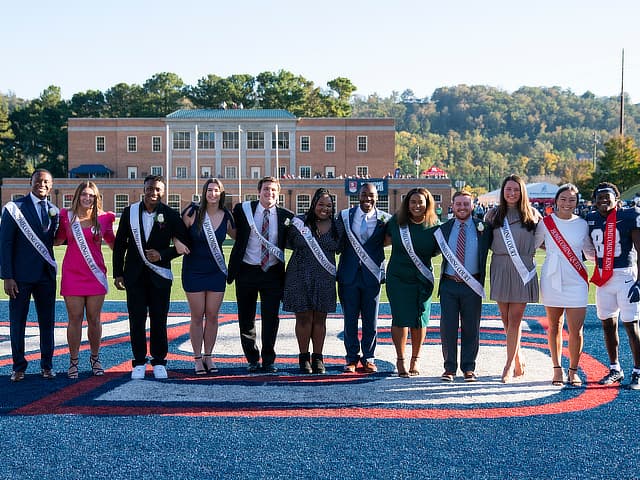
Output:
[156,213,165,224]
[284,218,291,227]
[378,212,390,224]
[477,221,485,232]
[48,206,58,217]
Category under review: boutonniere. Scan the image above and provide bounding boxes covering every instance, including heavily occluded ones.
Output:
[477,221,485,232]
[379,213,390,224]
[156,213,165,224]
[48,206,59,218]
[284,217,291,227]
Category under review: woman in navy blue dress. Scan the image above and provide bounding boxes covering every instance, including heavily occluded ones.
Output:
[181,178,235,374]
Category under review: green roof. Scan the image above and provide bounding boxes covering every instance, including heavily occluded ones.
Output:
[166,109,296,120]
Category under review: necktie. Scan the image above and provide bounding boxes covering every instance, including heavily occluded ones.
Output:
[456,221,466,266]
[39,200,49,230]
[260,208,270,272]
[360,214,368,243]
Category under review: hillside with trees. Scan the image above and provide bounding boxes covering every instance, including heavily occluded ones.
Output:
[1,72,639,194]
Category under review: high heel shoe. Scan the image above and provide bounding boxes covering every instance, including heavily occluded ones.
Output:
[567,367,583,386]
[409,356,420,376]
[203,354,218,373]
[68,357,79,379]
[552,366,564,386]
[311,353,325,374]
[194,356,207,375]
[89,354,104,376]
[396,358,409,378]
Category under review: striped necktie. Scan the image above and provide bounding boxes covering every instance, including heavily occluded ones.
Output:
[260,208,270,271]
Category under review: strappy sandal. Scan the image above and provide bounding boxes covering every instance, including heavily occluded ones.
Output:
[90,354,104,376]
[567,367,583,386]
[409,356,420,376]
[396,358,409,378]
[552,366,563,386]
[68,357,79,379]
[194,356,207,375]
[203,354,218,373]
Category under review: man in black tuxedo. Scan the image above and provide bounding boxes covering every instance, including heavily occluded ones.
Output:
[435,191,492,382]
[227,176,294,373]
[1,169,59,382]
[113,175,188,380]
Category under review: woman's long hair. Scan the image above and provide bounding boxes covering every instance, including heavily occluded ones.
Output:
[396,187,438,227]
[304,188,337,239]
[490,174,537,231]
[70,181,102,235]
[197,178,226,230]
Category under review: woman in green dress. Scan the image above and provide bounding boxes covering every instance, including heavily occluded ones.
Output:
[385,188,440,377]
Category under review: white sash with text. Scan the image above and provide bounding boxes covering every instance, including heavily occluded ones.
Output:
[129,203,173,281]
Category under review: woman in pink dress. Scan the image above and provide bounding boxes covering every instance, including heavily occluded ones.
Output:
[55,181,115,378]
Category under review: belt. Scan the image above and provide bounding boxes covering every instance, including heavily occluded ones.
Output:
[442,273,480,283]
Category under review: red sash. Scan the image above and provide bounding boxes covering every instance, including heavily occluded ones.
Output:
[543,215,588,283]
[590,209,616,287]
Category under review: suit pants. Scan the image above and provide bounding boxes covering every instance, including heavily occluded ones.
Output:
[126,271,171,367]
[9,277,56,372]
[439,279,482,373]
[235,263,284,366]
[338,269,380,362]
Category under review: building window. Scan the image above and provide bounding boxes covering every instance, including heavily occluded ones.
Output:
[247,131,264,150]
[300,136,310,152]
[63,194,73,209]
[244,194,258,202]
[250,166,261,179]
[127,136,137,153]
[357,136,368,152]
[96,136,105,152]
[278,194,285,206]
[176,166,187,178]
[201,166,211,178]
[150,166,163,176]
[167,194,181,211]
[198,131,215,150]
[225,166,237,179]
[325,136,335,152]
[152,136,162,152]
[325,166,335,178]
[272,131,290,150]
[299,166,311,179]
[223,131,239,149]
[296,194,310,214]
[433,194,442,202]
[278,166,287,178]
[115,194,129,214]
[192,194,200,203]
[173,131,191,150]
[356,166,368,177]
[127,166,137,179]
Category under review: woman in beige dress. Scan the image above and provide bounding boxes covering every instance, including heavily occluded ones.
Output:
[485,174,541,383]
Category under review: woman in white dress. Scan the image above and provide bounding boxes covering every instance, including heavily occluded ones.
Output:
[535,184,595,386]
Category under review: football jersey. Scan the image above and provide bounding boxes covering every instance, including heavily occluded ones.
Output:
[587,206,640,269]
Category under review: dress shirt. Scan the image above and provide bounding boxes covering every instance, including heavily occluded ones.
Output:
[444,219,479,276]
[352,207,376,243]
[244,203,278,268]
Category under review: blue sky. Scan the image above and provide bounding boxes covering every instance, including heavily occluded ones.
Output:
[3,0,639,102]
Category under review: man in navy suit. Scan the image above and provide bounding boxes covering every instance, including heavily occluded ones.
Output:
[336,183,389,373]
[227,176,294,373]
[1,169,59,382]
[113,175,188,380]
[435,191,492,382]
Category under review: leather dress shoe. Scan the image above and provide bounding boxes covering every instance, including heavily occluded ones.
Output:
[361,359,377,373]
[262,364,278,373]
[440,371,455,382]
[343,361,358,373]
[247,362,261,373]
[464,371,478,382]
[10,371,25,382]
[41,369,56,380]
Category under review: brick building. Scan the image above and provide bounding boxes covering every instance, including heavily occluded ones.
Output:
[1,109,452,215]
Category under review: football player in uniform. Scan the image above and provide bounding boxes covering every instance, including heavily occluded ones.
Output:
[587,182,640,389]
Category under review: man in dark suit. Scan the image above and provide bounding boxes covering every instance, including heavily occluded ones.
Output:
[113,175,188,380]
[1,169,59,382]
[435,191,492,382]
[335,183,389,373]
[227,176,294,373]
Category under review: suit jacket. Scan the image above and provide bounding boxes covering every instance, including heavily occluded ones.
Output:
[335,206,388,288]
[113,201,188,289]
[437,217,492,294]
[0,195,59,282]
[227,201,294,284]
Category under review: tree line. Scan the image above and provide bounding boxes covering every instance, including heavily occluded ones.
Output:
[1,72,639,195]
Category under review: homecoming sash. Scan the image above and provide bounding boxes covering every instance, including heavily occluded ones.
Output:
[202,213,228,276]
[399,224,434,285]
[500,218,536,285]
[434,227,485,298]
[4,201,57,272]
[590,208,616,287]
[291,217,336,276]
[129,203,173,280]
[341,209,385,282]
[543,215,588,284]
[241,202,285,263]
[69,211,109,292]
